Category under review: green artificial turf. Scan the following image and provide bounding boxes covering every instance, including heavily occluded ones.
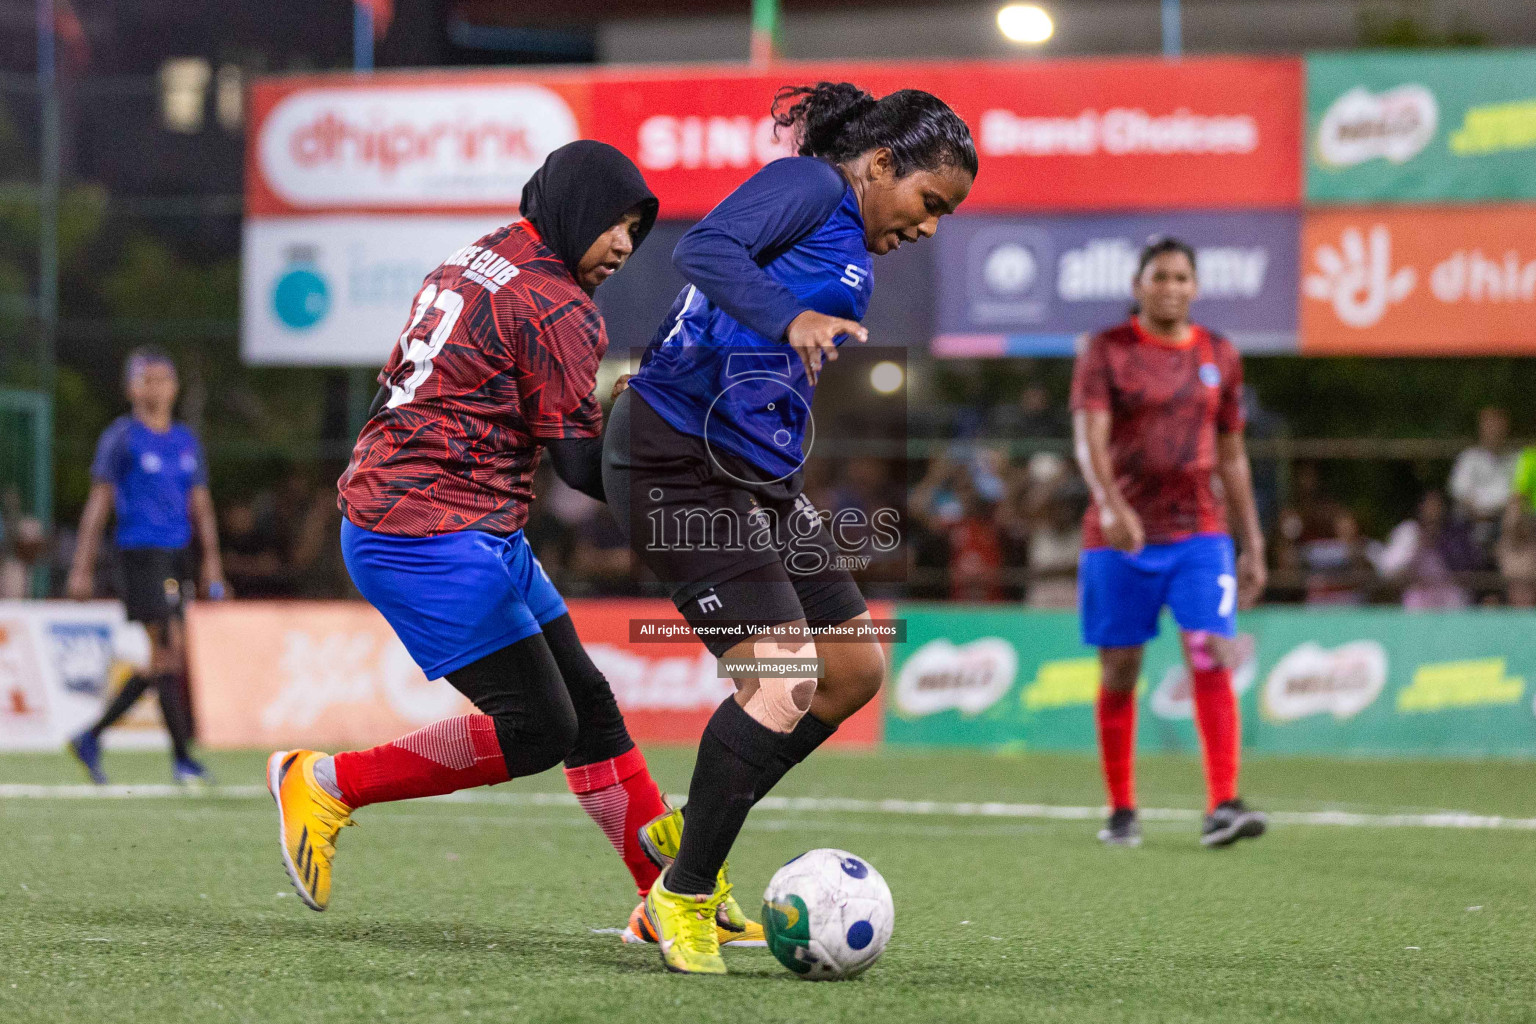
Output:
[4,747,1535,1023]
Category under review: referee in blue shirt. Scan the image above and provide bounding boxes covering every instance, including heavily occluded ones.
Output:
[67,348,226,785]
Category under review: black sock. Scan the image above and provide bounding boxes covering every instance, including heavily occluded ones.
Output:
[754,711,836,801]
[154,673,193,762]
[89,674,153,737]
[665,698,784,895]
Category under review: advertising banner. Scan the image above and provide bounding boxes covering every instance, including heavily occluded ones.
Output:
[590,57,1302,216]
[186,600,882,749]
[247,58,1301,221]
[0,601,165,752]
[933,210,1300,356]
[241,215,507,365]
[1301,207,1536,355]
[243,58,1300,365]
[886,605,1536,758]
[1308,50,1536,203]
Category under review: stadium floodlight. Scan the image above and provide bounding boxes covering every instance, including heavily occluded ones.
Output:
[870,360,904,395]
[996,4,1054,44]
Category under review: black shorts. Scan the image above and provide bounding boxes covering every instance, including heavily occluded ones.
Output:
[603,389,867,658]
[118,547,195,625]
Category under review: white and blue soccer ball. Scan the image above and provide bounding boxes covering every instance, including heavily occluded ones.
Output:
[761,848,894,980]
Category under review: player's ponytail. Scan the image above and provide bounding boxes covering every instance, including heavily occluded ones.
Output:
[771,83,978,180]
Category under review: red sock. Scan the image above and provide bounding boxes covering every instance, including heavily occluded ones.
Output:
[333,714,509,809]
[1096,688,1137,811]
[1191,668,1240,812]
[564,746,668,896]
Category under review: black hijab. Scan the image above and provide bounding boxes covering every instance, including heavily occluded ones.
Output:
[520,140,659,283]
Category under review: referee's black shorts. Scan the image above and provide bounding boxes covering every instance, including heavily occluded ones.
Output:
[602,388,867,658]
[118,547,195,626]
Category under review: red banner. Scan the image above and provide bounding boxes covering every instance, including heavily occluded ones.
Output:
[247,57,1301,219]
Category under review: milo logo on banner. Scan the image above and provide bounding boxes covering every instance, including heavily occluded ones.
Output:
[894,638,1017,718]
[1262,640,1387,722]
[1316,85,1437,168]
[1308,50,1536,203]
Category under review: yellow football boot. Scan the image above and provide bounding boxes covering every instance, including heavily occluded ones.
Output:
[266,750,355,911]
[637,807,762,939]
[624,898,766,947]
[643,873,728,975]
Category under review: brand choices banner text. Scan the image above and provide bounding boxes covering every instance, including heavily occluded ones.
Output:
[886,606,1536,758]
[1308,50,1536,203]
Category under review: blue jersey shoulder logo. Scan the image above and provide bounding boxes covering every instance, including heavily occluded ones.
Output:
[1199,363,1221,388]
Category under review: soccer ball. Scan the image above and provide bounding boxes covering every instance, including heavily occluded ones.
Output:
[761,848,894,980]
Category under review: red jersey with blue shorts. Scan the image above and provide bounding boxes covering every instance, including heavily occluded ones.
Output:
[338,220,605,538]
[1070,319,1243,547]
[337,220,603,677]
[1070,319,1245,648]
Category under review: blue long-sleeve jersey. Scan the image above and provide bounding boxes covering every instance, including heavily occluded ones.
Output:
[627,157,873,480]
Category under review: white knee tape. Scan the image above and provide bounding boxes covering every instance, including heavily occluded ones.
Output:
[741,638,818,733]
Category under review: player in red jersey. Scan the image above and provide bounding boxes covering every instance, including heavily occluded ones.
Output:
[265,142,713,926]
[1070,236,1269,848]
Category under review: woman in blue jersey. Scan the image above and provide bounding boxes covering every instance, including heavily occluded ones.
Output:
[66,348,225,786]
[604,81,976,974]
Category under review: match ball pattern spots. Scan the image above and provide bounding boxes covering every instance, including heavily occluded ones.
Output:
[762,847,894,981]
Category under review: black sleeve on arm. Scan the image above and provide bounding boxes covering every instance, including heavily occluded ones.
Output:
[366,384,391,420]
[545,435,607,503]
[671,158,849,342]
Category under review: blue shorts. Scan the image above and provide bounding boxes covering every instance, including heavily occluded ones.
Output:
[341,520,567,679]
[1078,534,1237,648]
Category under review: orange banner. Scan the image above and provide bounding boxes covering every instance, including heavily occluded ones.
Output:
[1301,207,1536,354]
[187,599,883,750]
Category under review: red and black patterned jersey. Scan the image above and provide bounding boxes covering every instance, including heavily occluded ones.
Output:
[1070,319,1244,547]
[338,221,606,537]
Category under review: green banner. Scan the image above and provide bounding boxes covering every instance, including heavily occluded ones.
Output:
[886,606,1536,758]
[1306,49,1536,203]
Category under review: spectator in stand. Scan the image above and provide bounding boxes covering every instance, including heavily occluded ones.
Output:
[907,456,958,600]
[220,498,286,598]
[912,453,1005,602]
[274,469,343,597]
[827,457,905,583]
[1025,490,1083,609]
[1514,444,1536,515]
[1449,407,1517,552]
[1272,462,1350,602]
[1373,490,1478,610]
[1497,500,1536,607]
[1282,462,1348,546]
[1300,510,1377,606]
[0,516,47,599]
[990,381,1068,439]
[946,474,1004,602]
[993,452,1082,609]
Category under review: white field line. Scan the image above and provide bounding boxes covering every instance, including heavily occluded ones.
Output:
[2,783,1535,832]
